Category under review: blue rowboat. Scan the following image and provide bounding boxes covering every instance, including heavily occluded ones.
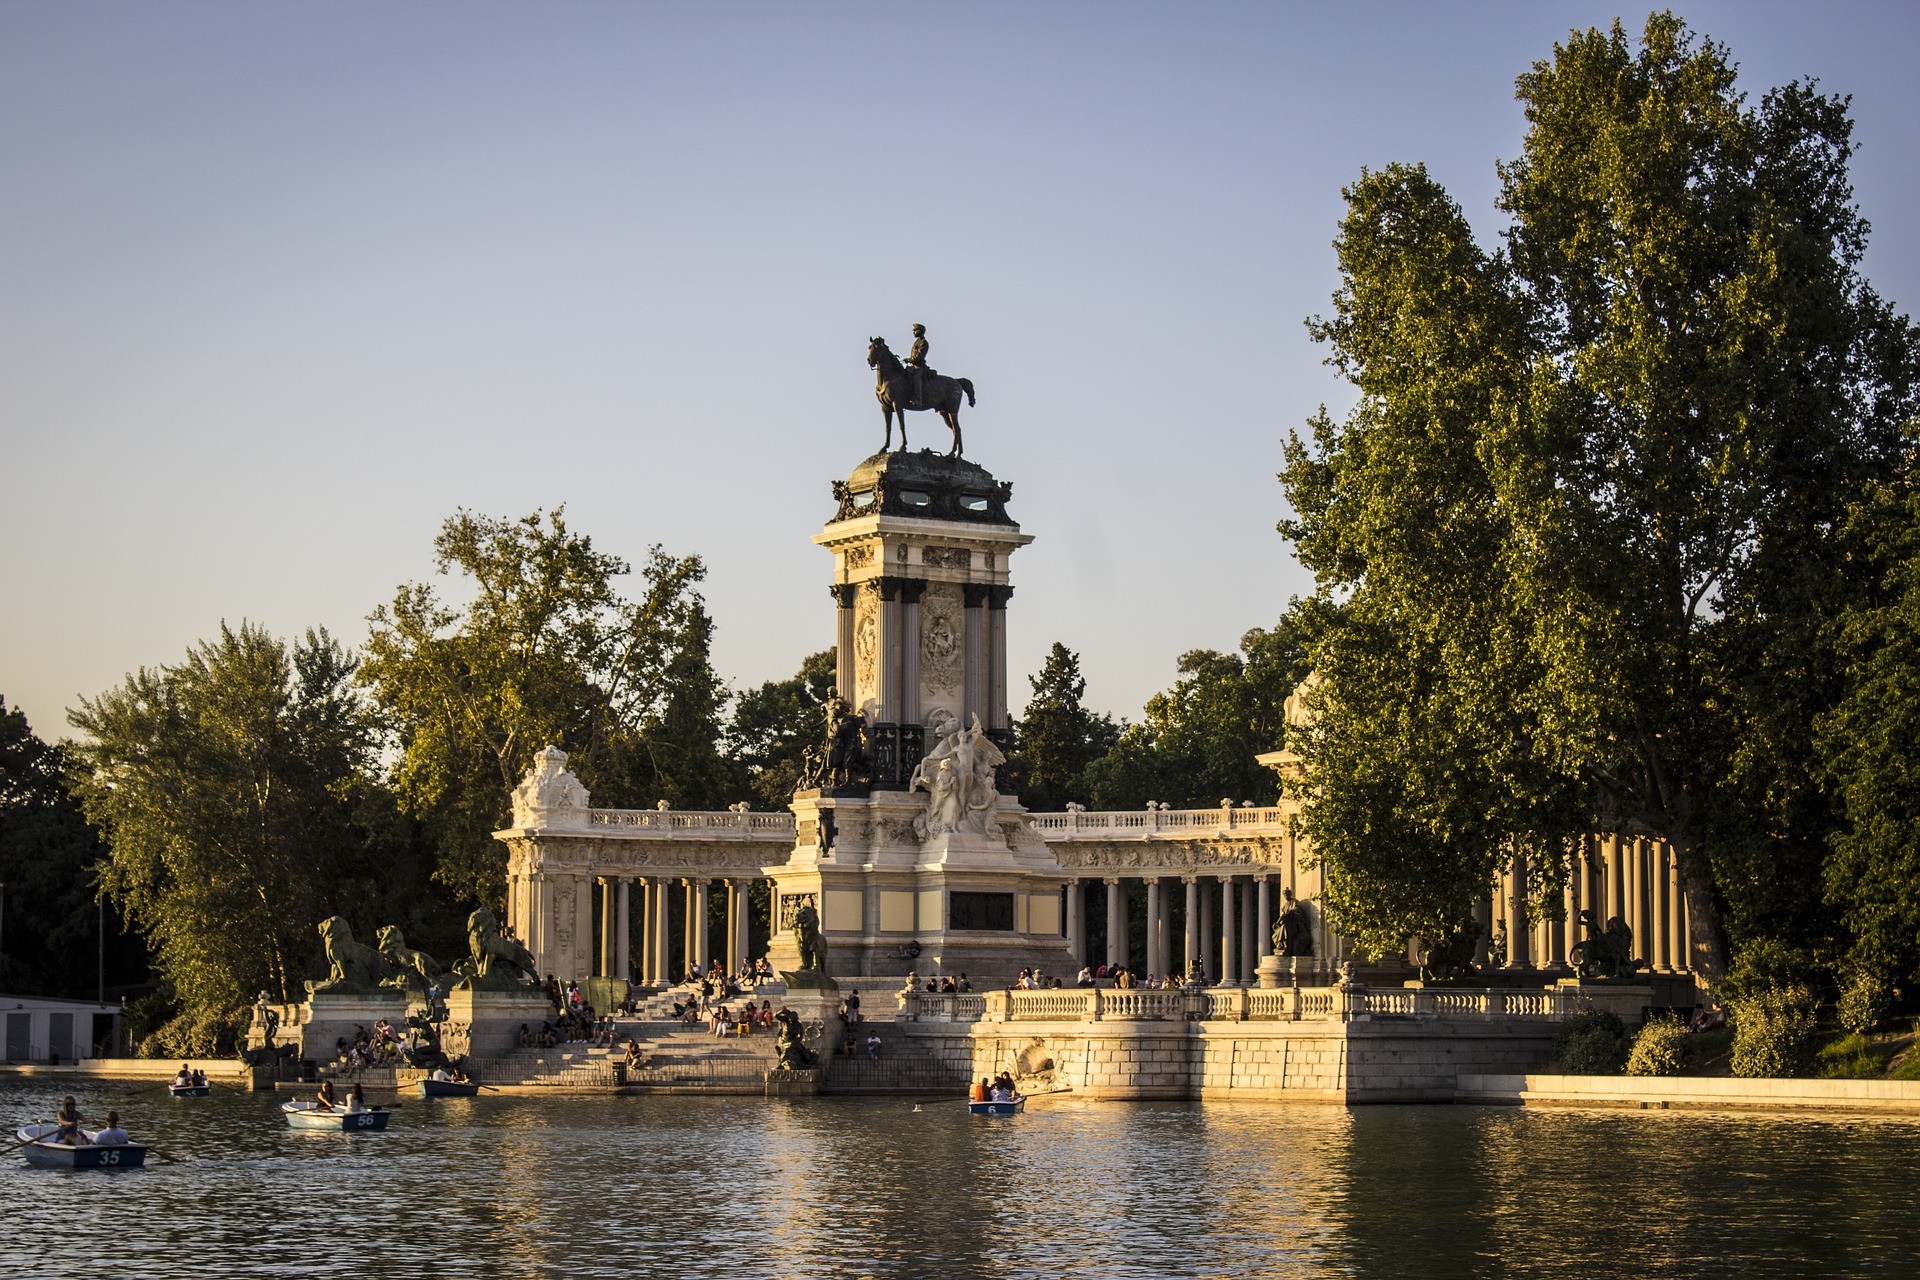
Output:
[968,1096,1026,1116]
[282,1101,391,1131]
[168,1084,211,1097]
[417,1078,480,1098]
[14,1124,148,1169]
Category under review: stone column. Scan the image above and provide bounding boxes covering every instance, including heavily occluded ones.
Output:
[1545,877,1566,970]
[1256,878,1273,962]
[1200,880,1215,983]
[1240,881,1258,981]
[1652,844,1673,972]
[1145,879,1162,977]
[1627,839,1647,969]
[830,584,858,703]
[962,584,988,731]
[1606,834,1626,923]
[1220,876,1239,985]
[697,880,714,972]
[1184,878,1200,977]
[1105,879,1126,970]
[1506,852,1530,970]
[899,579,924,727]
[986,586,1014,738]
[1065,881,1085,965]
[653,877,670,984]
[1669,856,1688,976]
[597,879,613,977]
[1472,894,1493,967]
[875,579,899,724]
[615,878,631,983]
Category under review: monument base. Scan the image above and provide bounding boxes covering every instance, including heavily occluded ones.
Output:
[293,992,411,1065]
[444,987,555,1059]
[1552,979,1657,1027]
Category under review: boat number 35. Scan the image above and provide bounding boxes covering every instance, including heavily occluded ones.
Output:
[100,1150,120,1164]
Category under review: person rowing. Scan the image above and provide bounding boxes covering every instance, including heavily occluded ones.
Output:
[172,1064,193,1088]
[313,1080,339,1112]
[90,1111,130,1146]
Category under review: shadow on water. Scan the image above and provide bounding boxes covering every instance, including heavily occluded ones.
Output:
[3,1080,1916,1279]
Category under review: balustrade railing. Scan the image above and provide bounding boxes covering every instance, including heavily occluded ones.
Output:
[897,984,1580,1025]
[589,809,797,835]
[1027,805,1290,837]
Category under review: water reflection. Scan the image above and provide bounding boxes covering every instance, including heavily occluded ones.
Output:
[2,1081,1915,1278]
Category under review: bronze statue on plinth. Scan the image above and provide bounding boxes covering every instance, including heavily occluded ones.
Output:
[868,328,976,456]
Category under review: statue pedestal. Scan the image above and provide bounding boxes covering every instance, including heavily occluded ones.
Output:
[1255,955,1285,990]
[293,992,410,1065]
[445,987,555,1059]
[1553,979,1656,1027]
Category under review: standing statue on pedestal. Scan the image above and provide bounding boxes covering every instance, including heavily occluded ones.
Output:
[868,329,977,456]
[804,695,871,790]
[1272,888,1314,959]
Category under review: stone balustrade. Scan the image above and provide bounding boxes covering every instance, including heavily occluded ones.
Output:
[1028,804,1290,837]
[898,984,1580,1025]
[589,808,797,835]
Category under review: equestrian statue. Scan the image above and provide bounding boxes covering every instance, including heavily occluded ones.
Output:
[867,324,976,456]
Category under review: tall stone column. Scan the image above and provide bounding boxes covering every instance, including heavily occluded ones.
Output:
[830,584,857,703]
[986,586,1014,740]
[528,874,549,972]
[1220,876,1239,985]
[1652,844,1673,972]
[899,579,925,721]
[1606,834,1626,923]
[697,880,713,972]
[962,584,988,731]
[1184,877,1200,977]
[597,879,614,977]
[1669,856,1688,976]
[1105,879,1126,969]
[1473,894,1493,967]
[1506,852,1530,970]
[1627,839,1647,969]
[1545,879,1566,970]
[653,877,671,984]
[875,579,898,724]
[1200,880,1215,983]
[1144,879,1161,976]
[1256,878,1274,962]
[1065,881,1084,965]
[615,878,631,983]
[1240,881,1258,981]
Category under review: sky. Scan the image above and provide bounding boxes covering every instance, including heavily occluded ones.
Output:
[4,1,1918,741]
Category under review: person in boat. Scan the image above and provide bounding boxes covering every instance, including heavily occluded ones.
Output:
[314,1080,339,1112]
[430,1066,453,1082]
[91,1111,130,1147]
[970,1078,989,1102]
[191,1068,207,1087]
[173,1064,193,1087]
[344,1083,369,1114]
[53,1096,85,1144]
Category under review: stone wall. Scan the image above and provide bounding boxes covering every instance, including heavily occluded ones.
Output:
[899,1017,1558,1103]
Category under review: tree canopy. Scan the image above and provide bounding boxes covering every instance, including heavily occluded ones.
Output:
[1006,643,1121,812]
[726,649,836,810]
[361,508,732,907]
[1280,14,1920,974]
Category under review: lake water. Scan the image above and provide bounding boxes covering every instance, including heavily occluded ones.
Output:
[3,1081,1917,1278]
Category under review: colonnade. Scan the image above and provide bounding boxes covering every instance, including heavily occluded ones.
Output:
[1060,874,1319,985]
[1489,834,1691,973]
[586,875,762,985]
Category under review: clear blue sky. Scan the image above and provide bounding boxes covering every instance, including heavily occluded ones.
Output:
[4,2,1917,742]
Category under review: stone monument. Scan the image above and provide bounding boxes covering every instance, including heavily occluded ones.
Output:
[293,916,409,1066]
[764,343,1071,983]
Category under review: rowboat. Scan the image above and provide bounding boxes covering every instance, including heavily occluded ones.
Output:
[168,1083,211,1097]
[282,1101,391,1131]
[417,1078,480,1098]
[13,1124,148,1169]
[968,1096,1026,1116]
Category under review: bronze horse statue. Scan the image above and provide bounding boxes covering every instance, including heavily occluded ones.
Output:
[867,337,975,456]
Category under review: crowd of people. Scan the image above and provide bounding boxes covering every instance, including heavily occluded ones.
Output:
[970,1072,1020,1103]
[332,1019,405,1069]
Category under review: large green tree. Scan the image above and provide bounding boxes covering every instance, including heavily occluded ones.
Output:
[1006,643,1119,812]
[1084,623,1305,810]
[0,697,147,999]
[726,649,836,810]
[362,508,731,907]
[1281,14,1918,974]
[68,625,391,1053]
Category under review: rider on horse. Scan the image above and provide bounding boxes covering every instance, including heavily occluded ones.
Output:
[907,323,931,407]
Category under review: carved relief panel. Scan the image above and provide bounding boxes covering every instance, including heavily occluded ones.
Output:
[853,585,879,707]
[919,581,963,711]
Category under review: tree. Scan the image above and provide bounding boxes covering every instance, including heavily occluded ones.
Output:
[1281,14,1919,976]
[67,625,386,1053]
[726,650,836,810]
[1083,623,1306,810]
[1006,643,1119,811]
[0,697,147,999]
[361,508,727,908]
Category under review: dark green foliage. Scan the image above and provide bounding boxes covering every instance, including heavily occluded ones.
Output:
[0,697,147,998]
[1837,970,1894,1036]
[1553,1008,1629,1075]
[1084,622,1307,810]
[1279,14,1920,978]
[1729,985,1819,1078]
[362,508,732,907]
[1006,643,1119,811]
[727,650,836,810]
[68,624,401,1054]
[1625,1017,1691,1077]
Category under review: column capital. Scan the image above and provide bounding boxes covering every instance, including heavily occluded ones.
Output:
[876,574,925,602]
[984,584,1014,610]
[828,583,858,607]
[962,582,993,608]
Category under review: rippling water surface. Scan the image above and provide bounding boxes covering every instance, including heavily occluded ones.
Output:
[4,1081,1917,1278]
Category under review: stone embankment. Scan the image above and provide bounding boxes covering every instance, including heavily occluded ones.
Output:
[1455,1073,1920,1114]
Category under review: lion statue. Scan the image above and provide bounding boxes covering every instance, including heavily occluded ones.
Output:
[376,925,443,997]
[773,1008,817,1071]
[307,916,386,995]
[451,908,541,991]
[1570,909,1642,981]
[791,902,827,974]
